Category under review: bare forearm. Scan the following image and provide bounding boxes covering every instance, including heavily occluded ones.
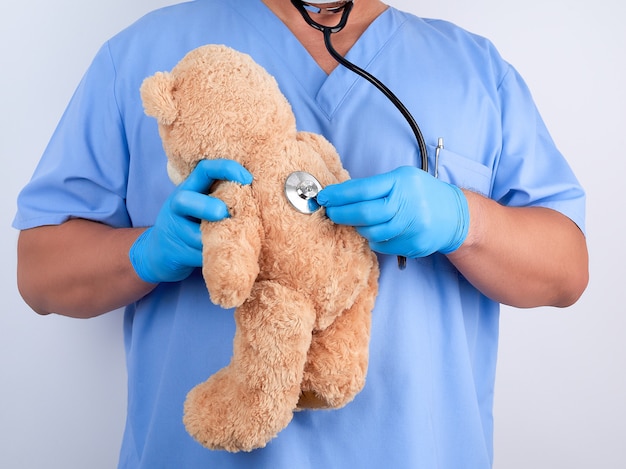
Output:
[17,219,156,318]
[448,191,589,308]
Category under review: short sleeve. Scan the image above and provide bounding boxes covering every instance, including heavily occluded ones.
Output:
[13,42,132,230]
[491,65,586,233]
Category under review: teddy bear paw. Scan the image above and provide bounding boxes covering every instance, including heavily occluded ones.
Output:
[183,368,296,452]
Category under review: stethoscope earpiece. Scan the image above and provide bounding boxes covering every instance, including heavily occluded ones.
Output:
[299,1,353,14]
[292,0,354,33]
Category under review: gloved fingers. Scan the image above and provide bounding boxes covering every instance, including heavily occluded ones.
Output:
[315,164,469,259]
[170,244,203,268]
[324,198,395,227]
[156,241,203,268]
[363,219,439,258]
[355,215,412,244]
[170,190,230,222]
[317,170,397,207]
[180,159,253,194]
[163,215,204,252]
[128,159,251,285]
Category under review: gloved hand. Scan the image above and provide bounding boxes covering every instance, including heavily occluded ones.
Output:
[316,166,470,258]
[129,159,253,283]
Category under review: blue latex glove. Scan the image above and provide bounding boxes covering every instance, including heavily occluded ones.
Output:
[316,166,470,258]
[129,159,253,283]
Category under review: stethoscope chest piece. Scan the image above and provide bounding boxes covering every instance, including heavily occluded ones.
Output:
[285,171,323,214]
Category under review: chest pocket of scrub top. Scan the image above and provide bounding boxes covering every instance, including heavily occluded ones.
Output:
[428,144,493,197]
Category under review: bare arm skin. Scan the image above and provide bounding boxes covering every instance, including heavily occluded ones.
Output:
[17,219,155,318]
[447,191,589,308]
[16,191,588,320]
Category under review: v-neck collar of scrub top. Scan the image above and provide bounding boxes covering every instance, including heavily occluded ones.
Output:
[230,0,405,119]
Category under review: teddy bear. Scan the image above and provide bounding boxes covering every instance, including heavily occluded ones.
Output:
[140,44,379,452]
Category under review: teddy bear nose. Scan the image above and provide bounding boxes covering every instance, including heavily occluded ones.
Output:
[285,171,323,214]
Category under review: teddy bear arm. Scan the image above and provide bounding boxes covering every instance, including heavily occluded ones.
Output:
[201,184,263,308]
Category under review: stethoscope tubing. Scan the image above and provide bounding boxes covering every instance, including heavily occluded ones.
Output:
[292,0,432,269]
[292,0,429,173]
[321,28,429,173]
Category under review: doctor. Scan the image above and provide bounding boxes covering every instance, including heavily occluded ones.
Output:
[15,1,588,468]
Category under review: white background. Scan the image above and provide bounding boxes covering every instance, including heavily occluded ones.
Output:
[1,1,624,468]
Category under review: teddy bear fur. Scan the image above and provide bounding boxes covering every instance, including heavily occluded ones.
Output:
[140,44,379,452]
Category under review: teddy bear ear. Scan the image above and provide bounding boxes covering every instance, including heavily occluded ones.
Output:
[140,71,178,125]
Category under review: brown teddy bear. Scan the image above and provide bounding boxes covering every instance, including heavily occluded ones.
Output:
[140,44,379,452]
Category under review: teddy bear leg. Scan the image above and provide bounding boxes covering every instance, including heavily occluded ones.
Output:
[183,281,316,452]
[298,271,377,410]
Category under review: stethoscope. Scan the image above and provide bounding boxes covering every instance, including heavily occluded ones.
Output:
[284,0,432,269]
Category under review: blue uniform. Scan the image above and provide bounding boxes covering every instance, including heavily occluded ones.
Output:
[14,1,585,468]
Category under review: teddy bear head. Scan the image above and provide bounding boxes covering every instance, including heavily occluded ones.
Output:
[140,45,297,184]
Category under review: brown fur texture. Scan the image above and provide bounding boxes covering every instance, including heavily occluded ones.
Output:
[140,45,379,452]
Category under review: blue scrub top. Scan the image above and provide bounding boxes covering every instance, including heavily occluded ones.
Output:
[14,1,585,468]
